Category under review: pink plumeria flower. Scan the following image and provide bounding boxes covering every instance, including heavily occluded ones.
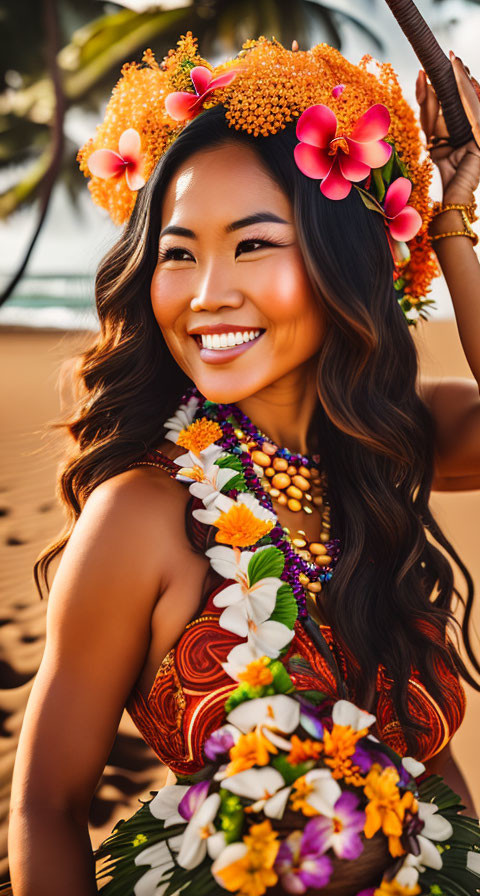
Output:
[294,101,392,200]
[165,65,241,122]
[383,176,422,241]
[87,127,145,191]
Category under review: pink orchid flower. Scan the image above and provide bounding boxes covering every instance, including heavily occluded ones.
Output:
[165,65,241,122]
[294,102,392,200]
[88,128,145,191]
[383,176,422,242]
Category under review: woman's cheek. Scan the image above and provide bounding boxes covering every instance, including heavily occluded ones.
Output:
[150,270,183,328]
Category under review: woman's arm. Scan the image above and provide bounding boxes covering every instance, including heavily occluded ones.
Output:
[8,468,173,895]
[415,57,480,488]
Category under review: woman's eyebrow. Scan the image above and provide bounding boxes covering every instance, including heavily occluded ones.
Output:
[159,211,290,239]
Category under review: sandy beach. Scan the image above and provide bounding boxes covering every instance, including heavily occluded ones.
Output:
[0,320,479,883]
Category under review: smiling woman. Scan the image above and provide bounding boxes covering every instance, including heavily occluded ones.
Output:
[6,34,480,896]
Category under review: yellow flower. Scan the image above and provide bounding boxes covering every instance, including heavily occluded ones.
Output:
[364,765,418,857]
[214,503,274,547]
[176,418,223,454]
[374,879,421,896]
[287,734,323,765]
[323,723,365,786]
[289,775,319,817]
[177,463,205,481]
[225,730,277,776]
[215,821,279,896]
[238,657,274,688]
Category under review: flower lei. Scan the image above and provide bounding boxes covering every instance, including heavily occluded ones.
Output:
[94,391,480,896]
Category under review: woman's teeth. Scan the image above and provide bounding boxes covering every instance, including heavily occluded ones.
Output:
[200,330,261,350]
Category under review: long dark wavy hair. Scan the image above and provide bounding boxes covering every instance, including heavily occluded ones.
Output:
[35,105,480,751]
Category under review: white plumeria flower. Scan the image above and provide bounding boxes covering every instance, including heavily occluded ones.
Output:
[400,801,453,876]
[134,834,183,896]
[227,694,300,750]
[220,767,290,816]
[164,396,199,443]
[417,801,453,842]
[207,547,282,638]
[295,769,342,816]
[467,849,480,874]
[222,620,294,680]
[206,544,270,580]
[193,491,276,528]
[236,492,277,524]
[177,793,222,870]
[401,756,426,778]
[212,842,249,888]
[174,445,238,508]
[331,700,376,731]
[394,863,420,889]
[192,493,236,525]
[149,785,191,827]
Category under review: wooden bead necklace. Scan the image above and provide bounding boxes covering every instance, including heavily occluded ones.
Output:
[231,426,334,586]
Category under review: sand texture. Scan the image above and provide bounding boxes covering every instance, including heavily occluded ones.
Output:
[0,321,479,883]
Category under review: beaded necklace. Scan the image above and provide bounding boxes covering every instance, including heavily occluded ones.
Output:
[190,389,341,620]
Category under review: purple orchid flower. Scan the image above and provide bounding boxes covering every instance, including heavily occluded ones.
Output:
[353,741,411,788]
[178,780,210,822]
[306,792,366,861]
[204,726,236,761]
[275,825,334,894]
[356,890,376,896]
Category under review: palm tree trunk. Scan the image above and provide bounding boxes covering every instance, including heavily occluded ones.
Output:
[383,0,472,147]
[0,0,65,308]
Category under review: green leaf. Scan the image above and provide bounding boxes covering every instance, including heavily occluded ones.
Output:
[354,185,384,214]
[269,583,298,629]
[272,754,312,785]
[219,790,244,843]
[381,149,394,183]
[224,472,248,492]
[269,659,295,693]
[215,454,244,473]
[372,168,385,202]
[247,545,284,585]
[298,689,328,706]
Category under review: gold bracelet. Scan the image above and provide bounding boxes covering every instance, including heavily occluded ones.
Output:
[429,201,478,246]
[430,229,478,245]
[431,200,478,223]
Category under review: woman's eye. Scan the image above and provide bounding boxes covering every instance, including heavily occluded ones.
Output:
[235,239,275,257]
[158,247,194,262]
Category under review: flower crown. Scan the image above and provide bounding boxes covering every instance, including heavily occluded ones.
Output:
[78,33,440,325]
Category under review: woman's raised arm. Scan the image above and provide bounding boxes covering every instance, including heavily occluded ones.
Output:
[8,468,173,895]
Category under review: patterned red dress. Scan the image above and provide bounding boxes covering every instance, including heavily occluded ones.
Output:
[126,451,466,777]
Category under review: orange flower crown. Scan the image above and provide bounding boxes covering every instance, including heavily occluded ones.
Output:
[77,33,440,324]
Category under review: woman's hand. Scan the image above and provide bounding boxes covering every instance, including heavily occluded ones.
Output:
[415,52,480,205]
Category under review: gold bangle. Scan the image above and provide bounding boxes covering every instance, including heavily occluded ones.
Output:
[430,228,478,245]
[431,200,478,223]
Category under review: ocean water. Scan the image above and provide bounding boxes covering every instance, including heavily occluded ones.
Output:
[0,275,99,331]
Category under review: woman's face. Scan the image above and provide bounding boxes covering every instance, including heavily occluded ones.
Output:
[151,141,325,403]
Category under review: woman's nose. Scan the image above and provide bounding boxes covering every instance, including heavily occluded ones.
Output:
[190,263,245,313]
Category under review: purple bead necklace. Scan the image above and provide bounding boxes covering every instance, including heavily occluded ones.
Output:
[184,386,341,620]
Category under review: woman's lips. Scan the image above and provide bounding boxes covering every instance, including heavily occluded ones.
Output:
[194,331,265,364]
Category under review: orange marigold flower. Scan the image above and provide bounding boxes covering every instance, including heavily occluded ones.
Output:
[176,418,223,454]
[323,723,366,786]
[287,734,323,765]
[214,503,274,547]
[374,880,421,896]
[364,764,418,858]
[238,657,274,688]
[215,820,279,896]
[289,775,319,817]
[226,730,277,776]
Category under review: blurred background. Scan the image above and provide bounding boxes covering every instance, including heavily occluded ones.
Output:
[1,0,480,883]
